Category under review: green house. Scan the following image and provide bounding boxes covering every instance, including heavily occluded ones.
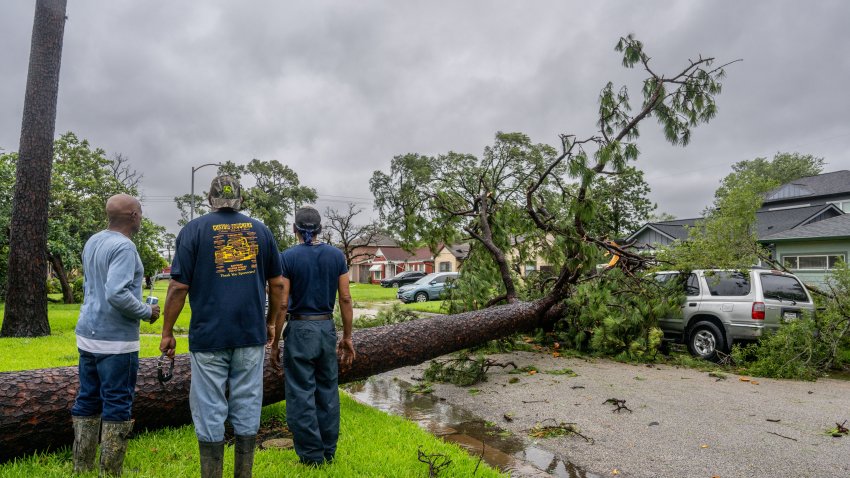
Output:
[760,213,850,287]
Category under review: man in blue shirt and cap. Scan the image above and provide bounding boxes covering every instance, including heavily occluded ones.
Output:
[271,206,355,467]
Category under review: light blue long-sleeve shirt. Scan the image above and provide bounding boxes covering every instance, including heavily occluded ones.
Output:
[75,230,152,353]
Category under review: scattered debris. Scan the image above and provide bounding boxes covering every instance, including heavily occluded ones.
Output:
[767,431,797,441]
[424,356,518,386]
[604,398,632,414]
[509,365,539,375]
[633,376,646,381]
[527,419,592,443]
[708,371,727,381]
[503,413,514,422]
[648,422,660,427]
[570,385,586,390]
[766,418,781,423]
[545,368,578,377]
[508,377,520,384]
[417,446,452,477]
[468,389,480,396]
[828,420,849,438]
[522,399,549,404]
[408,382,434,394]
[739,376,751,382]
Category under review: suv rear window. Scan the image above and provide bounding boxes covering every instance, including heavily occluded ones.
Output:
[705,271,750,296]
[760,274,809,303]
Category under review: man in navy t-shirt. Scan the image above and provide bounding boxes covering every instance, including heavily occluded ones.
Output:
[160,175,284,478]
[271,206,355,466]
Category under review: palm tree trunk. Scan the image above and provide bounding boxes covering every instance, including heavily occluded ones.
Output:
[1,0,67,337]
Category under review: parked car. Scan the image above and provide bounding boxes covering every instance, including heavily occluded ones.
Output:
[380,270,426,288]
[153,273,171,281]
[654,268,814,362]
[397,272,458,303]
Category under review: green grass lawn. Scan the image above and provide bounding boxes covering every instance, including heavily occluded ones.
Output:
[0,396,504,478]
[0,281,504,477]
[348,283,398,303]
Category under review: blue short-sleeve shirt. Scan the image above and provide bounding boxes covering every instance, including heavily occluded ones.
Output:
[280,243,348,316]
[171,210,283,352]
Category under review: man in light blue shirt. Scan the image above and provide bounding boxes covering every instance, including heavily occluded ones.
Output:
[72,194,160,477]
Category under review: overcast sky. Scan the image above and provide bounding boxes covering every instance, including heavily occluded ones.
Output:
[2,1,849,234]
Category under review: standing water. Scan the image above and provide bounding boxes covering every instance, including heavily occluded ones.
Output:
[346,377,600,478]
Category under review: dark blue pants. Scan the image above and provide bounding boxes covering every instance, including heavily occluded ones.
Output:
[72,349,138,422]
[283,320,340,464]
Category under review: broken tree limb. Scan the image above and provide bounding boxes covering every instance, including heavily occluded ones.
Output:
[0,300,556,462]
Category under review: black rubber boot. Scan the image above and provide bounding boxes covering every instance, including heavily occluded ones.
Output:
[233,434,256,478]
[198,440,225,478]
[99,420,134,477]
[72,415,101,474]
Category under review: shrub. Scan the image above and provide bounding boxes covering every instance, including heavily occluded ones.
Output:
[72,277,84,303]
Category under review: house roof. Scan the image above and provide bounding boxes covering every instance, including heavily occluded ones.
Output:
[755,204,843,236]
[763,170,850,204]
[351,233,398,247]
[378,246,432,262]
[445,243,470,259]
[760,212,850,241]
[627,204,843,243]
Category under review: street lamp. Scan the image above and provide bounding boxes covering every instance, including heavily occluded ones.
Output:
[190,163,222,221]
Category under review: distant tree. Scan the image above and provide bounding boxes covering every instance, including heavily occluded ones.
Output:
[240,159,317,248]
[134,219,168,279]
[712,152,825,207]
[324,203,381,267]
[589,166,656,238]
[109,153,143,191]
[174,193,208,227]
[647,211,676,222]
[3,0,68,337]
[162,232,176,262]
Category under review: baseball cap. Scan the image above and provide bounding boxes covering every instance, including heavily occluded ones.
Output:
[208,175,243,210]
[294,206,321,231]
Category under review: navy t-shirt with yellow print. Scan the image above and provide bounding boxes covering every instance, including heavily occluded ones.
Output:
[171,210,282,352]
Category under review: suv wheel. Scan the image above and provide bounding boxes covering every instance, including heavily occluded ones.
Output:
[688,322,725,362]
[392,282,400,288]
[414,292,428,303]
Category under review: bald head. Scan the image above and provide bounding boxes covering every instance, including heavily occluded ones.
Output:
[106,194,142,235]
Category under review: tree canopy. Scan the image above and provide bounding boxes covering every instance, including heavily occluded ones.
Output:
[371,35,734,322]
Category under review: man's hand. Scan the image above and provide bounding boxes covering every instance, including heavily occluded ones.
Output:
[266,324,277,347]
[269,342,282,372]
[337,337,355,371]
[149,305,161,324]
[160,335,176,359]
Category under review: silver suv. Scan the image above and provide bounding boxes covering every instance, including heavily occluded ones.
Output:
[654,269,814,361]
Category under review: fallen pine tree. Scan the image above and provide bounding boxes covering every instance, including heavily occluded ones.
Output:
[0,300,557,462]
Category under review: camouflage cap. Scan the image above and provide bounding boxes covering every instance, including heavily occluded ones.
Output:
[208,175,243,210]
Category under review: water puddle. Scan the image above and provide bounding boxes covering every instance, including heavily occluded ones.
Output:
[346,377,600,478]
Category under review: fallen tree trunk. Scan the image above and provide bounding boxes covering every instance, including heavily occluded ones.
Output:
[0,300,556,462]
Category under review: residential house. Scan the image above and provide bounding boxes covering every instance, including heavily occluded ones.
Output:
[366,246,434,283]
[349,235,435,284]
[434,243,470,272]
[627,170,850,285]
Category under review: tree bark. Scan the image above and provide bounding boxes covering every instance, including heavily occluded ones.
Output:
[0,300,557,462]
[1,0,67,337]
[47,253,74,304]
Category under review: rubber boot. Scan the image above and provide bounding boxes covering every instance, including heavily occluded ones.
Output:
[198,440,225,478]
[233,435,256,478]
[99,420,134,477]
[72,415,101,474]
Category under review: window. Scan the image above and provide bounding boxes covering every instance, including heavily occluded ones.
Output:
[783,254,846,270]
[686,273,700,296]
[829,200,850,213]
[655,272,700,296]
[372,270,382,280]
[705,271,750,296]
[439,261,452,272]
[760,274,809,303]
[524,263,536,276]
[432,275,448,284]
